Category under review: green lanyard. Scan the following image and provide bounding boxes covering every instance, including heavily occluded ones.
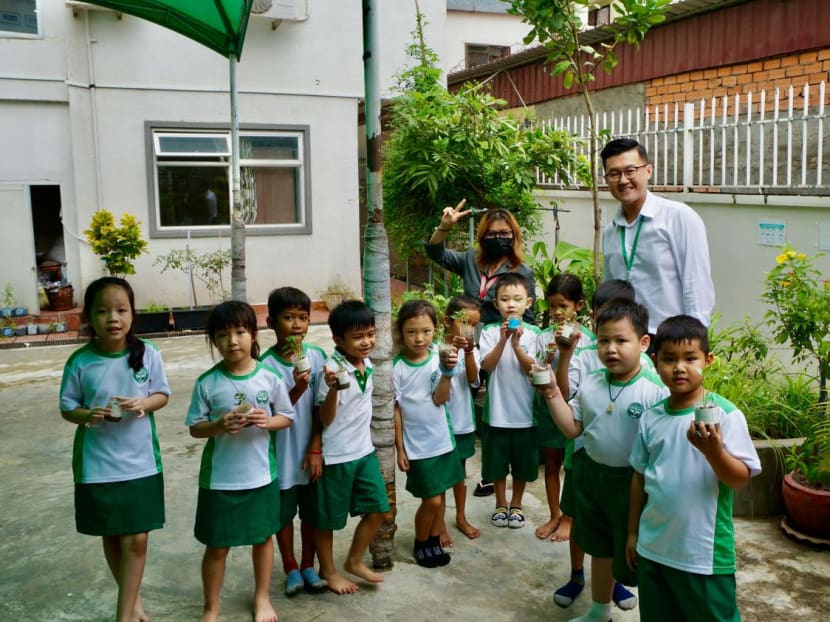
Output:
[619,217,643,277]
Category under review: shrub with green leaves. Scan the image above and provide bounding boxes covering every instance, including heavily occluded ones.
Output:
[84,210,148,277]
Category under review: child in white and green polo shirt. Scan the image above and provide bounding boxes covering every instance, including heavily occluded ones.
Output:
[628,315,761,622]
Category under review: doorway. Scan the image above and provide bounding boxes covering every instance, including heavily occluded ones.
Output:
[30,185,66,288]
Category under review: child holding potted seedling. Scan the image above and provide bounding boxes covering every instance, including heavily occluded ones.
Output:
[478,273,541,530]
[260,287,329,596]
[534,273,590,544]
[393,299,464,567]
[440,295,483,542]
[627,315,760,622]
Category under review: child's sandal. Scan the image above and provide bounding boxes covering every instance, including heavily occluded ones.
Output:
[507,506,525,529]
[490,506,509,528]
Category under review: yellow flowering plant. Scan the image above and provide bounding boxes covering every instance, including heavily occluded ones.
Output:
[763,246,829,405]
[84,210,148,277]
[763,246,830,488]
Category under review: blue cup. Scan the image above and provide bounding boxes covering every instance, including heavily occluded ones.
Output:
[507,317,521,331]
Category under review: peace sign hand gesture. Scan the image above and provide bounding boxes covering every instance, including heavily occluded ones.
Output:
[439,198,472,229]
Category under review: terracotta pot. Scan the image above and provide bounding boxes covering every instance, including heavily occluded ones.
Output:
[782,471,830,539]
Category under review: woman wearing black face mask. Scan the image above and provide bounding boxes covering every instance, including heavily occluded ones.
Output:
[425,199,536,325]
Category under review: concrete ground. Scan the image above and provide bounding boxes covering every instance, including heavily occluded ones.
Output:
[1,327,828,621]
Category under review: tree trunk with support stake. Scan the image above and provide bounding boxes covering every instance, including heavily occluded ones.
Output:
[362,0,396,569]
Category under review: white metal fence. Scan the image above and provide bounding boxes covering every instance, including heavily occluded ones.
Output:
[538,81,830,194]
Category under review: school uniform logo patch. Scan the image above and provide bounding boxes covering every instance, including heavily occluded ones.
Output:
[256,390,269,405]
[133,368,149,383]
[627,403,645,419]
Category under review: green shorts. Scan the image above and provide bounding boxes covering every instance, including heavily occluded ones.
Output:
[454,432,476,461]
[278,483,316,531]
[638,556,740,622]
[572,451,636,586]
[480,424,539,483]
[405,450,465,499]
[313,452,390,531]
[75,473,165,536]
[194,479,280,548]
[534,393,567,449]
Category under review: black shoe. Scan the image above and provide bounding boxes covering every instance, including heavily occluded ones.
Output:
[473,479,494,497]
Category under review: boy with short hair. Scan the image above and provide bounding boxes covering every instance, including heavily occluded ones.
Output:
[478,273,541,529]
[550,279,646,611]
[539,299,668,622]
[627,315,761,622]
[260,286,328,596]
[313,300,390,595]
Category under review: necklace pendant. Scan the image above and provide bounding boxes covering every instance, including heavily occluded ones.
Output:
[606,403,615,414]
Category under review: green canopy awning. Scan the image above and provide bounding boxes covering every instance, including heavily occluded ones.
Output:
[81,0,254,59]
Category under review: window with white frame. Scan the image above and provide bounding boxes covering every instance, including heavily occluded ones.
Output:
[0,0,40,37]
[150,127,309,237]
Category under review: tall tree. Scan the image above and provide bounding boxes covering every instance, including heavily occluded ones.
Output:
[383,12,588,265]
[362,0,396,569]
[507,0,671,281]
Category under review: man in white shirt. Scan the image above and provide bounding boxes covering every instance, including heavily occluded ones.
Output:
[600,138,715,349]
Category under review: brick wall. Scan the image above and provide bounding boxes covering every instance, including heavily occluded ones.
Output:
[645,48,830,119]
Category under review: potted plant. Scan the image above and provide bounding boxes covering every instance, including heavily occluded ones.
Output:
[26,317,37,336]
[763,246,830,538]
[317,274,357,311]
[0,316,14,337]
[135,303,174,335]
[155,248,231,330]
[704,316,819,518]
[51,314,67,334]
[282,335,311,373]
[1,284,14,318]
[84,209,148,277]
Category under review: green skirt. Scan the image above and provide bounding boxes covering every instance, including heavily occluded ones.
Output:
[405,450,465,499]
[75,473,165,536]
[195,478,280,547]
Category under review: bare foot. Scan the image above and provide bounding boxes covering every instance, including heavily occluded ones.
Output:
[253,596,278,622]
[535,515,562,540]
[455,518,480,540]
[551,514,572,542]
[200,608,219,622]
[440,530,454,548]
[343,560,384,584]
[320,570,359,595]
[131,596,150,622]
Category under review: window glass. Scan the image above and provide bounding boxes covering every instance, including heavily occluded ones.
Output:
[151,129,306,235]
[0,0,39,36]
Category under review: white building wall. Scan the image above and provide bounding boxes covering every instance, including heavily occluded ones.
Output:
[376,0,447,95]
[1,2,368,309]
[445,10,530,73]
[532,189,830,331]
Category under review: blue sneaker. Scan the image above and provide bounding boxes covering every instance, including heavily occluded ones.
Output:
[301,567,328,591]
[285,569,304,596]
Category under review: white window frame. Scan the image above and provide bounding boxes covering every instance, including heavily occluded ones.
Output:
[0,0,42,39]
[146,123,312,238]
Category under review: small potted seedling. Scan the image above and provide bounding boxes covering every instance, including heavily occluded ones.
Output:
[107,397,123,422]
[235,401,253,427]
[507,315,522,331]
[1,284,14,318]
[284,335,311,373]
[330,353,351,390]
[52,314,67,333]
[531,363,552,386]
[693,367,719,426]
[26,317,38,336]
[0,317,14,338]
[455,311,476,345]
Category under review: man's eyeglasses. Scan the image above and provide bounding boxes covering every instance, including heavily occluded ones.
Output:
[603,164,648,182]
[484,231,514,239]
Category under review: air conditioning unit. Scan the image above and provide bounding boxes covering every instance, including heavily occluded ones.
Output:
[250,0,309,21]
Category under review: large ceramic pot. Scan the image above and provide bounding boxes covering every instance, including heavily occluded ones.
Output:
[782,471,830,539]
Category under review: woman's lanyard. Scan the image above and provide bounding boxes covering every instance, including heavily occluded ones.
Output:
[479,273,500,300]
[619,217,643,279]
